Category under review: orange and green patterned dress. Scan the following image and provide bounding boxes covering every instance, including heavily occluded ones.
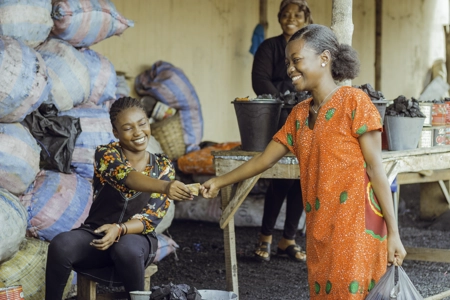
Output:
[274,86,388,299]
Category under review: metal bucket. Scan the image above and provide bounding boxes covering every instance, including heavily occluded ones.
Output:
[129,291,152,300]
[384,116,425,151]
[198,289,238,300]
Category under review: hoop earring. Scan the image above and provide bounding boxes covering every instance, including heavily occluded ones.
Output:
[321,63,326,67]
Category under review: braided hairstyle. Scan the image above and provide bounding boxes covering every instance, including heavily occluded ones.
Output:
[289,24,360,81]
[109,96,146,129]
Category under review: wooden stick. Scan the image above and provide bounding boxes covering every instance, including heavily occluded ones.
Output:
[220,175,261,229]
[424,289,450,300]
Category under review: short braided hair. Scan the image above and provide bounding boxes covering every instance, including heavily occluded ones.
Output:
[109,97,146,129]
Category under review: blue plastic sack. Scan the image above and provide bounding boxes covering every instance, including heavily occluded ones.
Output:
[135,61,203,153]
[0,0,52,48]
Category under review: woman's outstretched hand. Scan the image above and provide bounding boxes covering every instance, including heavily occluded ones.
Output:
[200,178,220,198]
[90,224,120,251]
[165,180,194,201]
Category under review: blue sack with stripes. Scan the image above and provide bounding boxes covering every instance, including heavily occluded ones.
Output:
[0,0,52,48]
[36,38,91,112]
[79,48,116,106]
[51,0,134,47]
[135,61,203,153]
[0,36,51,123]
[0,123,40,195]
[19,170,93,241]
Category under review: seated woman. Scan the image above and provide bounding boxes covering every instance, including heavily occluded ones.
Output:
[45,97,193,299]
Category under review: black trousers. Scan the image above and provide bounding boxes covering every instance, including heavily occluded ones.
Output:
[260,179,303,240]
[45,229,154,299]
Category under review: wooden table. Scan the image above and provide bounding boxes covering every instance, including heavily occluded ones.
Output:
[213,146,450,296]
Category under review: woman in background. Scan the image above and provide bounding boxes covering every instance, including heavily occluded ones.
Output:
[250,0,313,262]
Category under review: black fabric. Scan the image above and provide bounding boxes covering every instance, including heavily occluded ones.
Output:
[84,150,155,230]
[251,35,294,96]
[22,103,81,174]
[83,182,152,231]
[46,230,157,299]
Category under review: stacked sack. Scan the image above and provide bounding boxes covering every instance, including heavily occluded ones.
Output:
[0,0,133,298]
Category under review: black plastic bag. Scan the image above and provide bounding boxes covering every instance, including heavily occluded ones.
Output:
[22,103,81,174]
[366,265,424,300]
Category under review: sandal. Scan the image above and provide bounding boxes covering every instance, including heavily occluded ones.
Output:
[254,241,271,262]
[277,244,306,262]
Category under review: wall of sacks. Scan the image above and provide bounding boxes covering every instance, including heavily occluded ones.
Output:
[0,0,132,298]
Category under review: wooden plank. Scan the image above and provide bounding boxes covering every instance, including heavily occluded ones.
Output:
[425,289,450,300]
[375,0,382,91]
[77,275,97,300]
[220,175,261,229]
[397,169,450,185]
[405,247,450,263]
[259,0,268,38]
[215,158,299,179]
[438,180,450,205]
[221,185,239,295]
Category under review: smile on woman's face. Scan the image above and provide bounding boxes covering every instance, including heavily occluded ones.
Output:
[285,39,322,91]
[113,107,151,153]
[279,3,307,39]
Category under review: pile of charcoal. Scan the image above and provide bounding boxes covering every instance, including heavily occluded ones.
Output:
[385,95,426,118]
[150,283,201,300]
[255,90,311,105]
[353,83,385,101]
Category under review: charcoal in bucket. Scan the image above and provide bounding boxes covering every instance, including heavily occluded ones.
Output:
[232,100,282,151]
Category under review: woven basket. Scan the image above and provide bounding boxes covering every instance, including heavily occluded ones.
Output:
[150,112,186,160]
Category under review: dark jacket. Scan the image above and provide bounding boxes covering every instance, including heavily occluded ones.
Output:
[251,34,295,96]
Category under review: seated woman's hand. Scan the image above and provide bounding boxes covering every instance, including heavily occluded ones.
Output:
[165,180,193,201]
[90,224,121,250]
[200,178,220,198]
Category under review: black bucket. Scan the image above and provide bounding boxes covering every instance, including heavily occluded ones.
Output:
[277,104,294,130]
[232,100,283,151]
[372,100,388,124]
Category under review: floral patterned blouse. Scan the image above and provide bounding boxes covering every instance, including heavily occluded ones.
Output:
[94,141,174,234]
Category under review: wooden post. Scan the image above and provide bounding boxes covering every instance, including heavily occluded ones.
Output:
[331,0,354,86]
[445,25,450,86]
[375,0,382,91]
[260,0,268,38]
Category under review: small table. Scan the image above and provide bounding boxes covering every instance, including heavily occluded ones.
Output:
[213,146,450,296]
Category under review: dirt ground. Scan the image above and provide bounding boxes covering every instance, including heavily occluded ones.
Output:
[149,183,450,300]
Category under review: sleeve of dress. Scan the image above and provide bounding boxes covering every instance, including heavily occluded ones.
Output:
[251,41,279,96]
[131,154,175,234]
[273,105,300,154]
[350,89,383,138]
[94,143,133,193]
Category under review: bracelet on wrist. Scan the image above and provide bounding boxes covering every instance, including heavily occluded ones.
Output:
[114,223,122,242]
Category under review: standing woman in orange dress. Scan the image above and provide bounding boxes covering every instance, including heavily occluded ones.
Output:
[201,24,406,299]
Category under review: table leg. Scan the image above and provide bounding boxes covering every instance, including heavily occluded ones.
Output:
[221,185,239,295]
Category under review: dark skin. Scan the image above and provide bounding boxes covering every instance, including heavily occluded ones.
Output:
[279,3,309,42]
[90,107,193,250]
[202,37,407,266]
